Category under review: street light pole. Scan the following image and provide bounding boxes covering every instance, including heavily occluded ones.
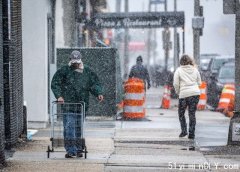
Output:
[116,0,121,12]
[164,0,169,71]
[235,0,240,113]
[193,0,200,66]
[164,0,167,11]
[123,0,129,80]
[147,1,151,72]
[153,5,157,65]
[227,0,240,145]
[173,0,179,70]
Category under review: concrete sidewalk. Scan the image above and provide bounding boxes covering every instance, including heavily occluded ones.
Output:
[2,87,240,172]
[107,108,240,172]
[3,119,116,172]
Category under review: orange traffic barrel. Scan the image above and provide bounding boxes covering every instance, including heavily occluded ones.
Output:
[197,82,207,110]
[123,78,145,119]
[223,97,234,118]
[217,84,235,112]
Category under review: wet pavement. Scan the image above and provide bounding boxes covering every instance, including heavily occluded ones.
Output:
[2,87,240,172]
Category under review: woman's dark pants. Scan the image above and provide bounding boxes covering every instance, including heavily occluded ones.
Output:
[178,95,200,137]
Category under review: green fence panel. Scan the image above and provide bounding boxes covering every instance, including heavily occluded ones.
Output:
[56,48,123,117]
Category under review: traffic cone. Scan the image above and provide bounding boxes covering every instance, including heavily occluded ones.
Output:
[161,85,171,109]
[197,82,207,110]
[217,84,235,112]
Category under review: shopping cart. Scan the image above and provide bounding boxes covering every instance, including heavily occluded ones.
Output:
[47,101,87,159]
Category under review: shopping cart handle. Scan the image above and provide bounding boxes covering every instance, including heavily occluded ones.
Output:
[52,100,64,104]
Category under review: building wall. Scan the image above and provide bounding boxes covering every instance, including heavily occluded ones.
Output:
[22,0,51,128]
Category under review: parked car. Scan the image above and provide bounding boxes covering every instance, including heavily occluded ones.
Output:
[200,54,220,81]
[207,61,235,108]
[200,53,220,71]
[202,55,234,81]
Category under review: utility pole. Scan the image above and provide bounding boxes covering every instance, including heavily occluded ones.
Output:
[164,0,167,11]
[235,2,240,115]
[153,5,157,65]
[123,0,129,80]
[193,0,200,66]
[115,0,121,48]
[173,0,179,70]
[116,0,121,12]
[223,0,240,145]
[147,1,151,72]
[116,0,123,77]
[163,0,169,71]
[76,0,82,47]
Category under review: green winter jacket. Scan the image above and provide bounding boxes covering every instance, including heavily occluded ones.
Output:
[51,65,103,111]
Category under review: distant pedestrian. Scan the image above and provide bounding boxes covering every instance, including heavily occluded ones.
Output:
[173,54,201,139]
[129,55,151,91]
[51,50,103,158]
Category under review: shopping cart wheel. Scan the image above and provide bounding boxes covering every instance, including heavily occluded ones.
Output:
[84,146,87,159]
[82,138,85,150]
[47,145,50,158]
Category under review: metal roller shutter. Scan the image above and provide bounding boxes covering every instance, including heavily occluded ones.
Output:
[3,0,23,148]
[0,0,6,165]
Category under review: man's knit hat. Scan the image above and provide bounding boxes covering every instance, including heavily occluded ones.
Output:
[69,50,82,63]
[136,55,143,62]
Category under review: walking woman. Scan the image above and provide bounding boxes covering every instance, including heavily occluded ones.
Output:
[173,55,201,139]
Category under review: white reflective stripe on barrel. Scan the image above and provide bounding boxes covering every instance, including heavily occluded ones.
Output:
[124,106,144,113]
[198,99,206,104]
[163,94,170,99]
[225,85,235,88]
[164,88,170,93]
[125,93,144,100]
[164,88,171,94]
[222,89,235,95]
[219,98,230,103]
[200,89,206,94]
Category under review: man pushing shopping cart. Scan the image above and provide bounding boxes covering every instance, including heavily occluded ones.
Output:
[51,50,104,158]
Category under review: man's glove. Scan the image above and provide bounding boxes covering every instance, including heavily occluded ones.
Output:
[147,84,151,89]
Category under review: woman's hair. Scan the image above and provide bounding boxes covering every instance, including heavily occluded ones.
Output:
[180,54,194,66]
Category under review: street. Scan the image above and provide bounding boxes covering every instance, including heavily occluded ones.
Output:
[3,87,239,172]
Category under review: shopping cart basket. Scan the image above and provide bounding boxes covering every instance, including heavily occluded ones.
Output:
[47,101,87,158]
